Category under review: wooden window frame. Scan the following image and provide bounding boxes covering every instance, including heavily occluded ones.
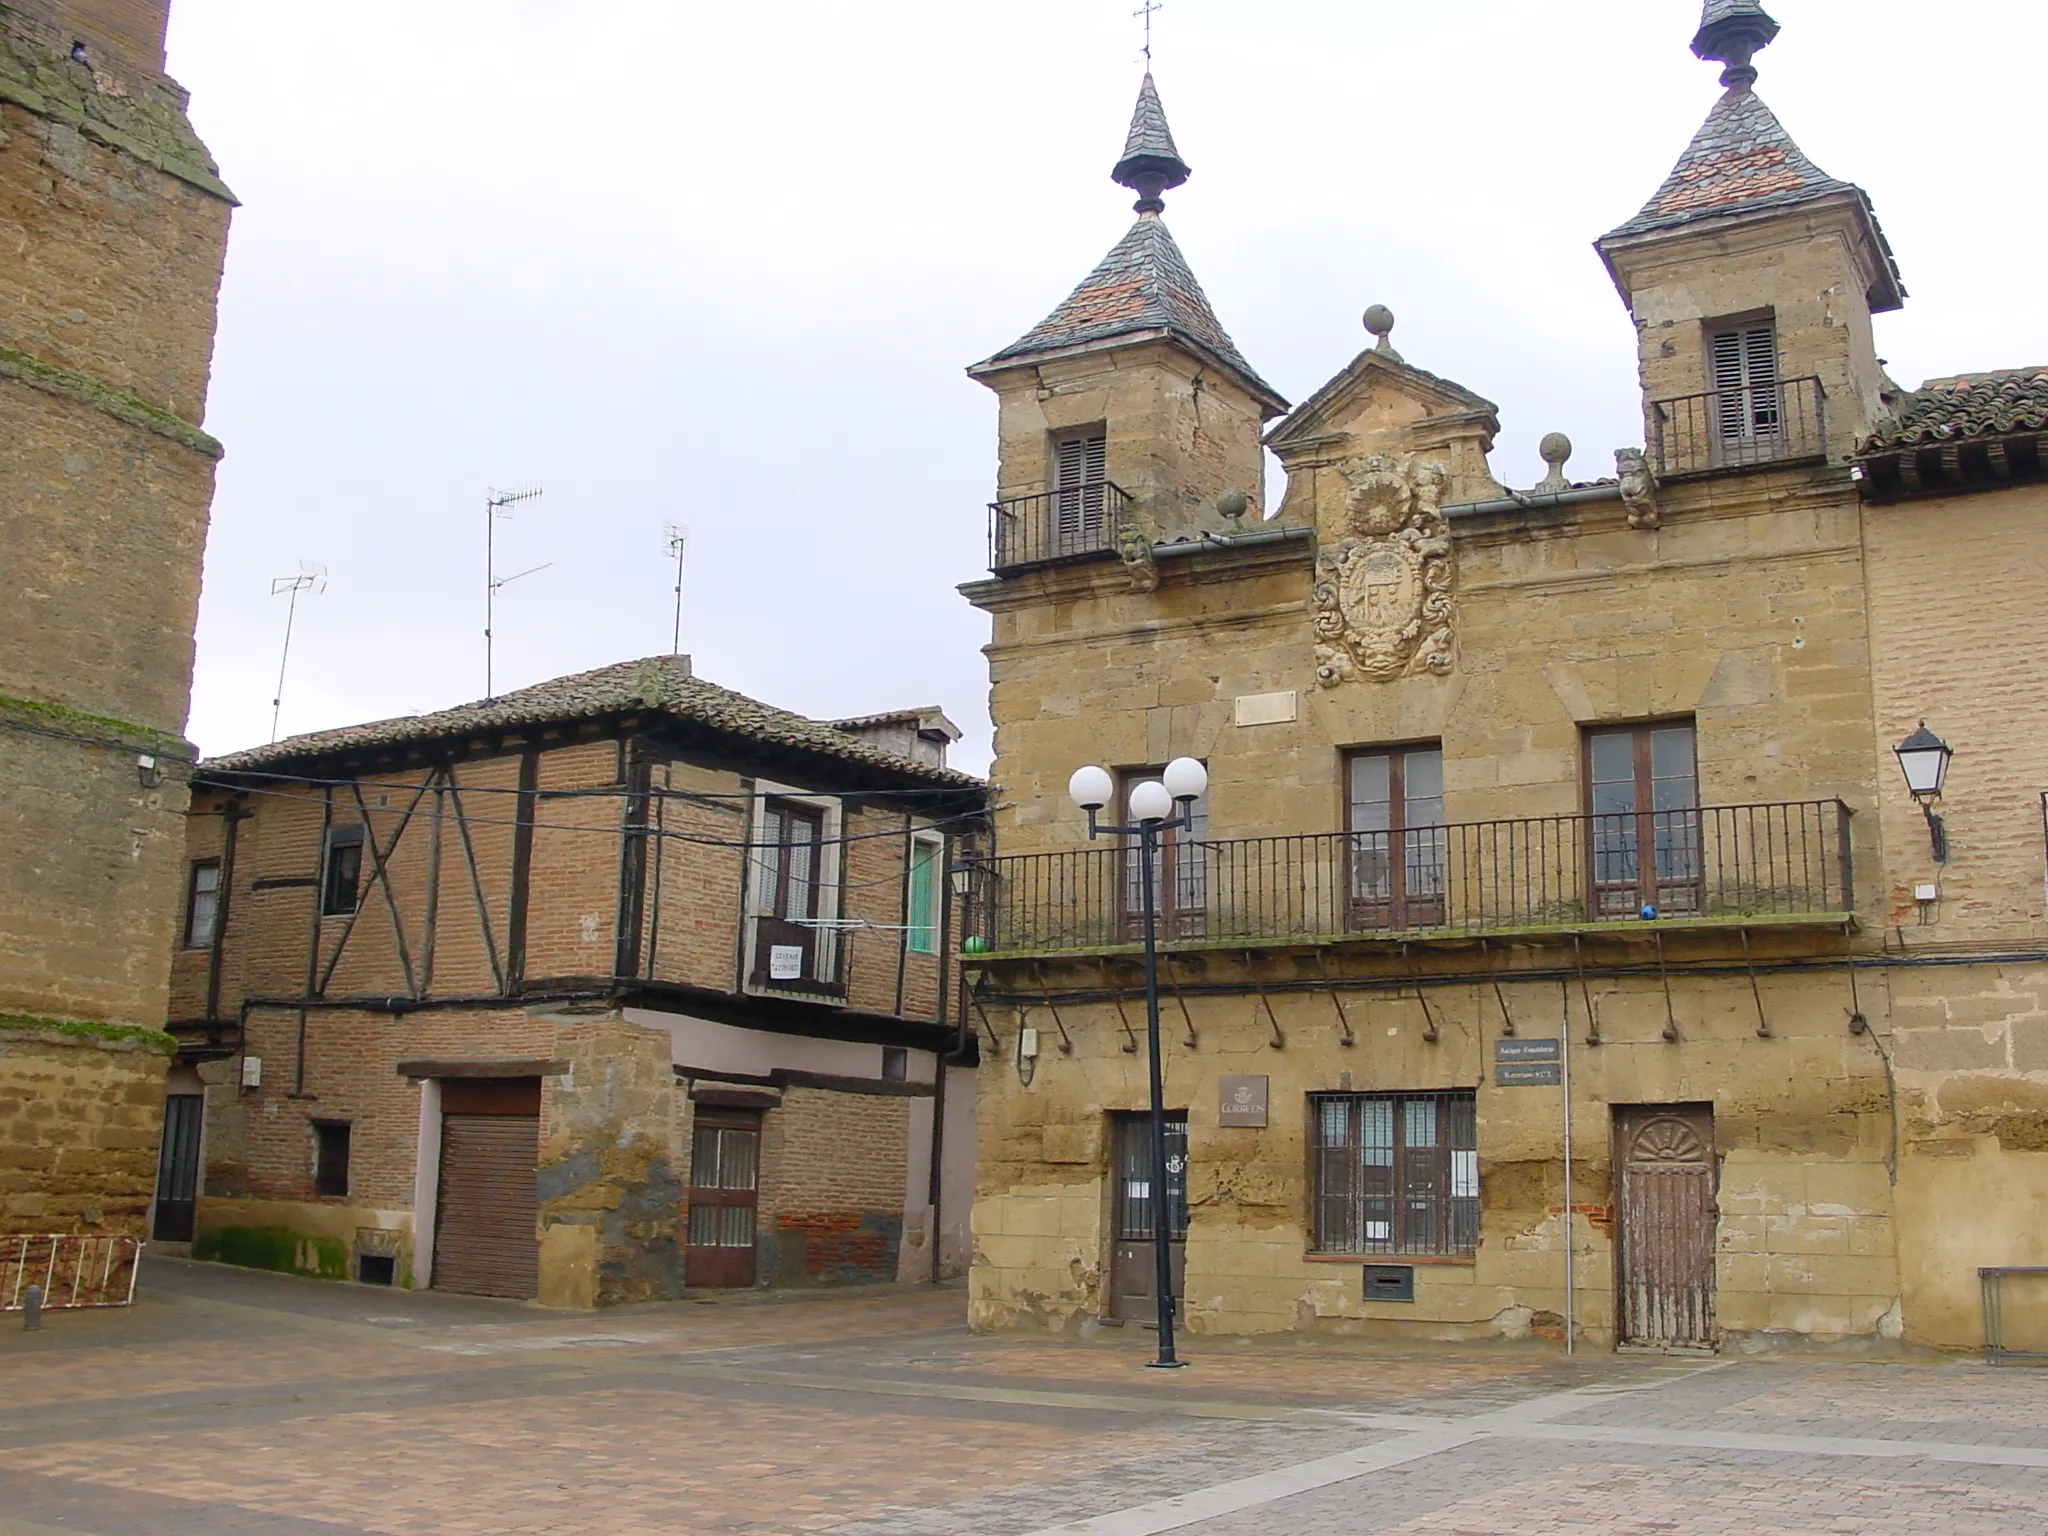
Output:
[1582,719,1702,919]
[1309,1090,1478,1259]
[1115,764,1208,941]
[745,790,845,997]
[321,824,365,918]
[1343,744,1447,932]
[183,859,222,950]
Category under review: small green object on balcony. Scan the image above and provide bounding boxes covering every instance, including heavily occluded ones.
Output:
[962,935,989,956]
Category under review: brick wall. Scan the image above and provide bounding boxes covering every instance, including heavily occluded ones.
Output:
[758,1085,910,1284]
[0,1018,170,1237]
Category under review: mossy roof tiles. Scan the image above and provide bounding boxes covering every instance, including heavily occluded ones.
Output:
[203,655,982,788]
[1861,369,2048,453]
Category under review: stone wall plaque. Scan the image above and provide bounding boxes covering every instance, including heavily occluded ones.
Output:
[1495,1038,1561,1062]
[1496,1062,1562,1088]
[1219,1074,1269,1127]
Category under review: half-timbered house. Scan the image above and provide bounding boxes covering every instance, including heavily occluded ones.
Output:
[157,654,985,1306]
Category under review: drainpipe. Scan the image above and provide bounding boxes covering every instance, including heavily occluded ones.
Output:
[1560,980,1576,1355]
[927,831,956,1285]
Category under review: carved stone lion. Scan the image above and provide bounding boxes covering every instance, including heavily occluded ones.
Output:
[1616,447,1662,529]
[1312,454,1456,686]
[1114,522,1158,592]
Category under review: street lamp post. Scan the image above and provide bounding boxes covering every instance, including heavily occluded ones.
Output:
[1068,756,1207,1370]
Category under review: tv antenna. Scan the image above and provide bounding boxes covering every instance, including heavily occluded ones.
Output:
[268,560,327,742]
[663,523,689,655]
[484,484,546,700]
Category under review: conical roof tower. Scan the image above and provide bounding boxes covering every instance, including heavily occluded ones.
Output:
[971,74,1284,412]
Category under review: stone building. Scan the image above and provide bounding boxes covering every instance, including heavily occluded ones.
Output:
[1,1,231,1237]
[957,6,2048,1353]
[161,656,985,1306]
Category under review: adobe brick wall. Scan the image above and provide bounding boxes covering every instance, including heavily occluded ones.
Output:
[758,1085,910,1285]
[0,1017,171,1238]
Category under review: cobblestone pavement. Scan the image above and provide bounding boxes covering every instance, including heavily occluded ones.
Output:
[0,1259,2044,1534]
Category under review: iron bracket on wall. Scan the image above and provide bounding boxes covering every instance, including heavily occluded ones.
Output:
[1314,950,1356,1047]
[1403,943,1440,1042]
[1571,934,1600,1046]
[1243,952,1285,1049]
[1109,986,1140,1054]
[1740,927,1772,1038]
[1029,962,1075,1055]
[1654,931,1680,1042]
[1167,956,1199,1048]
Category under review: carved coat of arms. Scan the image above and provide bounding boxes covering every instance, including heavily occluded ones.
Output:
[1312,454,1456,686]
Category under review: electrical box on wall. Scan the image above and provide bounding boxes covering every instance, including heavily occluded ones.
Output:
[240,1055,262,1089]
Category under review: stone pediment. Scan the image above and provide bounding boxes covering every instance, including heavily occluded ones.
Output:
[1267,345,1505,520]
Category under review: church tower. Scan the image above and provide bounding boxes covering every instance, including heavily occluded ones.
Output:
[968,74,1285,565]
[1595,2,1904,465]
[0,2,234,1035]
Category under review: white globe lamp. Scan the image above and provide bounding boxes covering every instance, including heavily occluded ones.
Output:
[1067,764,1114,813]
[1162,757,1207,803]
[1127,779,1173,823]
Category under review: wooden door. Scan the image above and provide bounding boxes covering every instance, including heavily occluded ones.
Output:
[152,1093,203,1242]
[433,1078,540,1299]
[1347,747,1447,931]
[752,802,827,989]
[686,1110,761,1288]
[1108,1113,1187,1322]
[1615,1105,1718,1352]
[1587,724,1701,918]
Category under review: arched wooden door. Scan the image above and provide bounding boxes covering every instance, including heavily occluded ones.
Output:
[1614,1105,1718,1352]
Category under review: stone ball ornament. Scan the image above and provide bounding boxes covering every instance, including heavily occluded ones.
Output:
[1215,489,1250,523]
[1539,432,1573,467]
[1363,304,1395,338]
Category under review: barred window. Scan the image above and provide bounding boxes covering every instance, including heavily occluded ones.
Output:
[1311,1090,1478,1257]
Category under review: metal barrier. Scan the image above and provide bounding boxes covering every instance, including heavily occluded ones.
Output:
[1649,376,1827,477]
[1981,1265,2048,1365]
[968,800,1853,955]
[988,481,1132,573]
[2,1234,142,1311]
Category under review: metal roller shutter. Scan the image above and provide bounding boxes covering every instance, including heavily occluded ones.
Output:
[434,1112,539,1299]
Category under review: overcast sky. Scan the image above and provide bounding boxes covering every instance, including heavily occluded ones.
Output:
[164,1,2047,775]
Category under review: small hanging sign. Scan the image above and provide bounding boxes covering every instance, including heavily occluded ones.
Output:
[1219,1074,1269,1127]
[768,945,804,981]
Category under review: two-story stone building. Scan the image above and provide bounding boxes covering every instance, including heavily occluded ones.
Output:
[957,5,2048,1354]
[161,655,985,1306]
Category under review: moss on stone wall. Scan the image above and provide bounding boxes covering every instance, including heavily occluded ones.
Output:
[194,1225,351,1281]
[0,1012,175,1053]
[0,690,194,758]
[0,345,223,459]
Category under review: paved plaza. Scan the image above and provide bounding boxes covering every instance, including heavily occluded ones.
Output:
[1,1259,2046,1534]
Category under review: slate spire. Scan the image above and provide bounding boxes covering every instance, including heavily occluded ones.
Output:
[1691,1,1780,91]
[1111,72,1190,214]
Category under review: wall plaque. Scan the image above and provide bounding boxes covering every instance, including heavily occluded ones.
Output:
[1496,1062,1562,1088]
[1495,1038,1561,1062]
[1219,1075,1269,1127]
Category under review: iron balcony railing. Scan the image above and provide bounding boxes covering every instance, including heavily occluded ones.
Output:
[966,800,1853,955]
[988,480,1133,573]
[1649,376,1827,478]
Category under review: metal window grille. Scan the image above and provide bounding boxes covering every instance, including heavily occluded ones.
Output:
[1312,1090,1477,1257]
[687,1125,758,1248]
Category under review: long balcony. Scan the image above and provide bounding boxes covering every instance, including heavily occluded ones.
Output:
[988,480,1133,574]
[1649,377,1827,478]
[966,801,1854,958]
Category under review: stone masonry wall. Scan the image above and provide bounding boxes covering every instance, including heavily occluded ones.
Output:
[0,1017,171,1238]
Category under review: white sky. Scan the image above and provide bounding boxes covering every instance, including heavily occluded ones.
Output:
[164,1,2048,776]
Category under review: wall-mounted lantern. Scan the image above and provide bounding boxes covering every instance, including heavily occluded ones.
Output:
[1893,722,1954,863]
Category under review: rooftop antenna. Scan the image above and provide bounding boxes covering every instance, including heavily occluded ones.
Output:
[1135,0,1161,61]
[484,483,545,700]
[663,523,689,655]
[268,560,327,743]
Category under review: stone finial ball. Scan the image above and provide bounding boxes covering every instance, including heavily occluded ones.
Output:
[1363,304,1396,338]
[1539,432,1573,466]
[1215,489,1249,520]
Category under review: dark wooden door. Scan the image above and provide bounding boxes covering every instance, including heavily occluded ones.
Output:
[1347,747,1447,931]
[1108,1113,1188,1322]
[152,1093,203,1242]
[752,802,827,989]
[1615,1105,1718,1352]
[433,1078,540,1299]
[1587,724,1701,918]
[686,1110,761,1288]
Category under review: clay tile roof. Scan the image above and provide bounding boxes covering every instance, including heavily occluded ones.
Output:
[973,216,1285,408]
[201,655,982,788]
[1859,368,2048,453]
[1604,88,1858,240]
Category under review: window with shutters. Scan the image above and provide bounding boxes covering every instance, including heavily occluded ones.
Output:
[1346,746,1446,931]
[1707,319,1781,462]
[1051,429,1109,557]
[1311,1091,1477,1257]
[906,836,940,955]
